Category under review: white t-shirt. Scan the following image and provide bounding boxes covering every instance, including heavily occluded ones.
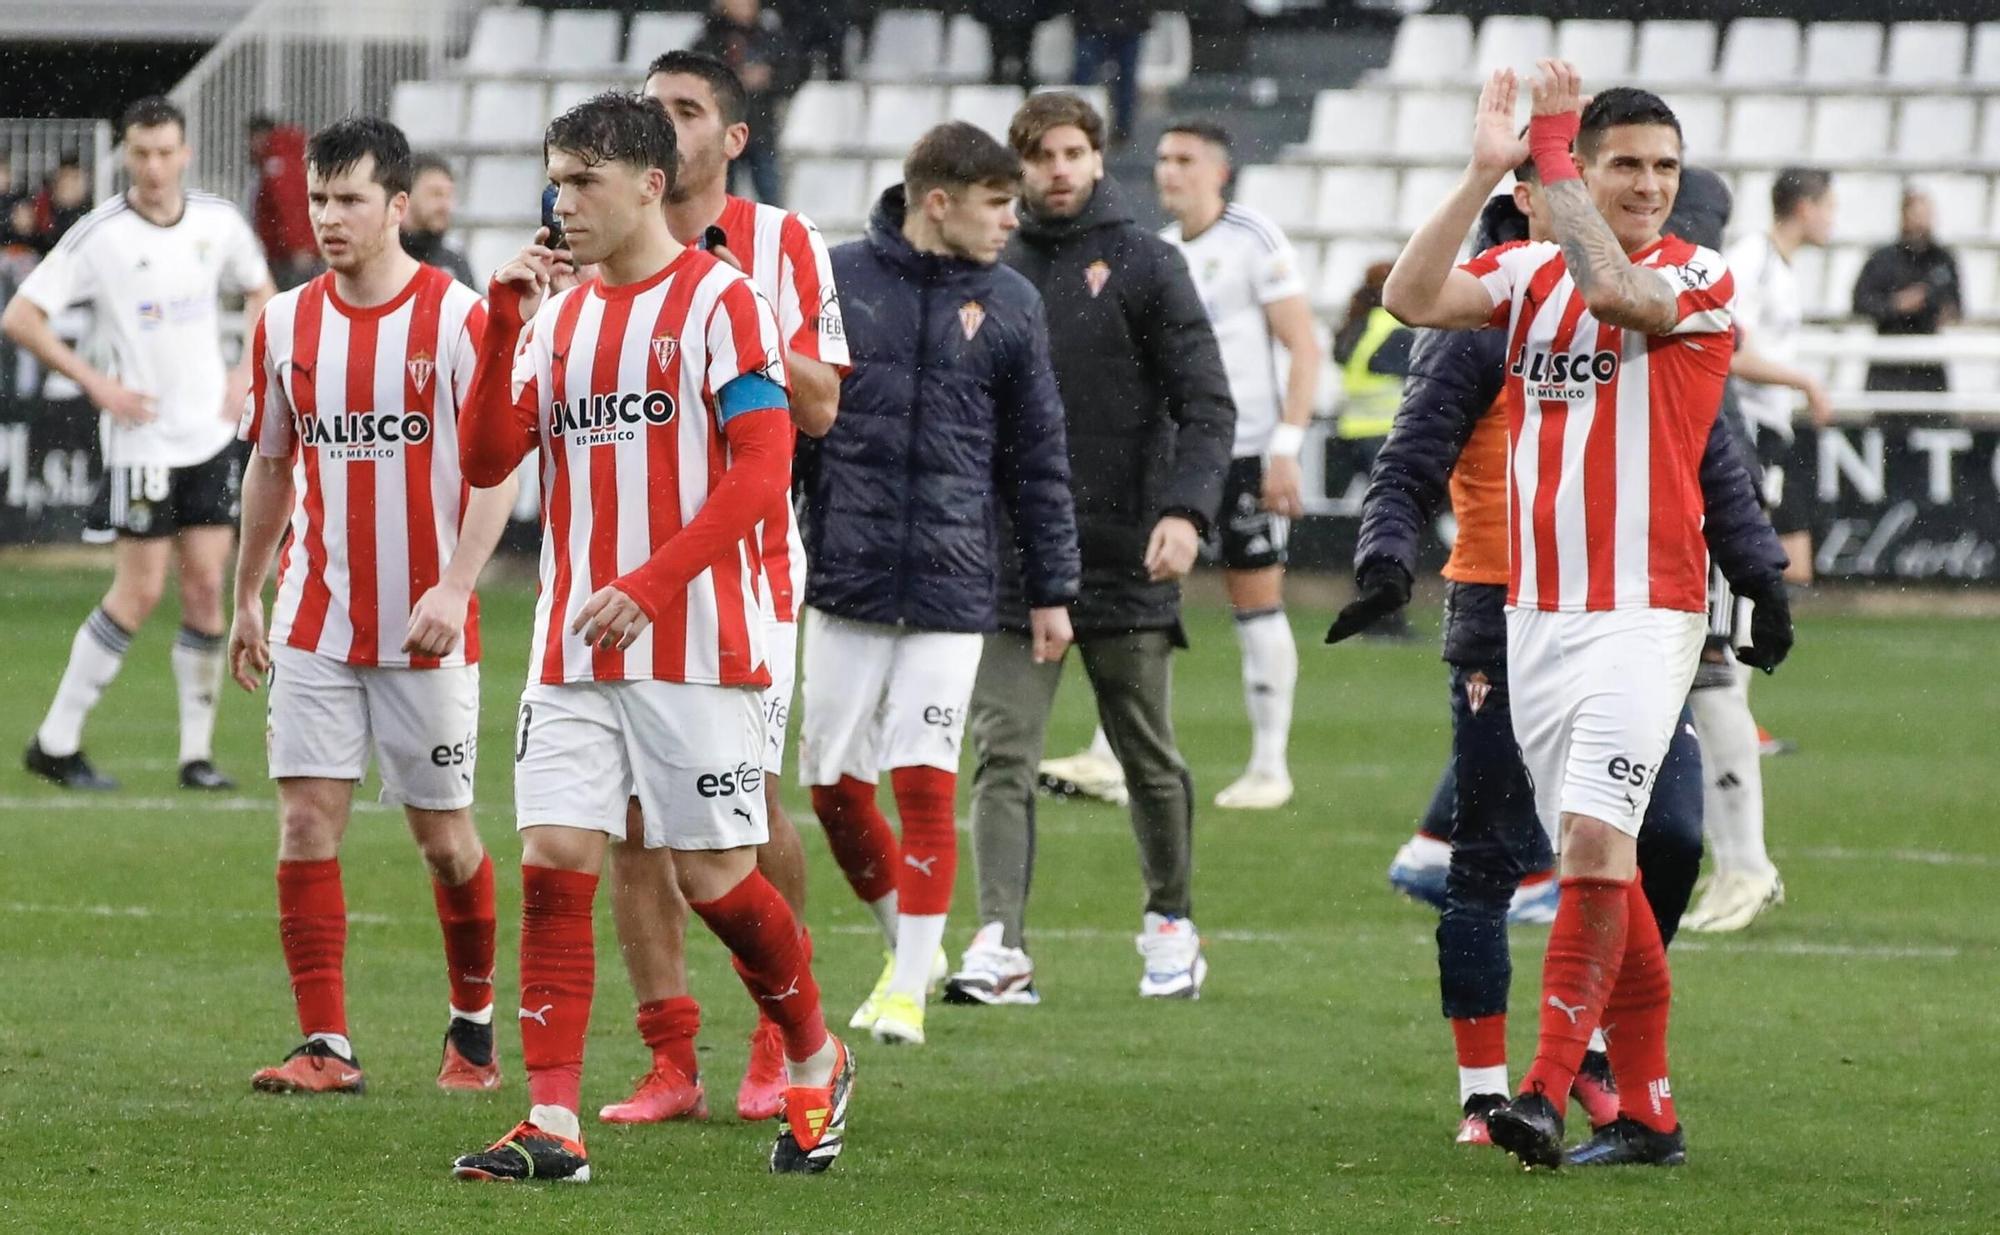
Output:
[16,192,271,469]
[1162,203,1307,458]
[1722,231,1803,440]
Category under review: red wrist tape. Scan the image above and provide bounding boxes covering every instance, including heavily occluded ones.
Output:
[1528,112,1581,184]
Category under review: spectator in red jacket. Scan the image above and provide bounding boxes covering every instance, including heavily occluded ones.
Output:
[246,115,316,288]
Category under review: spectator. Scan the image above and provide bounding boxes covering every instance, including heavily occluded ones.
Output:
[771,0,849,81]
[976,0,1051,93]
[399,154,475,286]
[695,0,805,205]
[246,114,317,289]
[1852,187,1961,394]
[1073,0,1154,146]
[33,156,91,248]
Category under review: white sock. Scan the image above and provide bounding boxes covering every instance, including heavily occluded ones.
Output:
[450,1003,494,1025]
[1087,726,1115,761]
[1233,607,1297,778]
[866,890,898,949]
[887,911,947,1001]
[1459,1064,1509,1106]
[784,1034,839,1087]
[1588,1028,1608,1054]
[307,1031,355,1061]
[1405,833,1452,866]
[172,625,226,765]
[36,607,132,756]
[528,1103,581,1142]
[1690,667,1772,878]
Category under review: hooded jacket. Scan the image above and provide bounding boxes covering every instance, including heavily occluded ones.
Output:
[999,174,1235,638]
[804,186,1080,633]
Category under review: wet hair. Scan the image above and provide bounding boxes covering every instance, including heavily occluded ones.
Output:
[1576,87,1682,162]
[544,92,679,192]
[1008,91,1105,156]
[905,121,1020,200]
[307,116,413,197]
[1162,118,1233,159]
[410,153,455,183]
[645,49,749,128]
[120,95,186,140]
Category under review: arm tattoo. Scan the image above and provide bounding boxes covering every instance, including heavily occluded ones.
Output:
[1544,178,1680,334]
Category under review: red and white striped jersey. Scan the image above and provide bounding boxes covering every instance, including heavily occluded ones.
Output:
[1459,235,1735,614]
[241,265,488,668]
[711,195,850,625]
[509,249,787,687]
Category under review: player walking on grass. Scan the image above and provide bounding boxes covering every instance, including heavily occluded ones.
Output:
[451,93,849,1182]
[230,118,514,1097]
[7,96,276,793]
[583,50,852,1128]
[1385,63,1773,1168]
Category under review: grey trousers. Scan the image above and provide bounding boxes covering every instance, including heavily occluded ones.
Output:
[967,628,1196,948]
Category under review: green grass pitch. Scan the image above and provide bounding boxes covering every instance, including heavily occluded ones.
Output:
[1,559,1995,1233]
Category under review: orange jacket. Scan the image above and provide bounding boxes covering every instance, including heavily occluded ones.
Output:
[1443,386,1511,586]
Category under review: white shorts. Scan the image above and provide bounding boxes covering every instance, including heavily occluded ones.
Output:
[1506,607,1705,842]
[761,618,797,775]
[266,645,480,811]
[796,607,985,787]
[513,678,768,851]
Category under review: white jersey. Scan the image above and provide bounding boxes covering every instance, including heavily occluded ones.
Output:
[1723,231,1804,440]
[16,193,271,469]
[1161,204,1307,458]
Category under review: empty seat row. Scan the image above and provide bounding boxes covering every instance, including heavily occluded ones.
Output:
[865,10,1191,91]
[781,81,1108,156]
[1383,15,1998,88]
[462,7,702,76]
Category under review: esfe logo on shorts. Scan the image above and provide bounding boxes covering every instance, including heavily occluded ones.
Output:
[431,732,478,768]
[1510,346,1620,404]
[1605,754,1653,790]
[922,705,959,728]
[696,762,763,798]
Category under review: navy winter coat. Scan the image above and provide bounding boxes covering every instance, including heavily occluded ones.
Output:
[803,187,1080,633]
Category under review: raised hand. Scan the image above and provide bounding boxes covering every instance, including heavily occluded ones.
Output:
[1470,69,1528,177]
[1529,58,1584,120]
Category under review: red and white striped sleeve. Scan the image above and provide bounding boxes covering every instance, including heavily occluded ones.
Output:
[704,274,787,410]
[239,307,295,458]
[449,292,490,410]
[1456,239,1549,329]
[1654,245,1736,336]
[776,212,850,372]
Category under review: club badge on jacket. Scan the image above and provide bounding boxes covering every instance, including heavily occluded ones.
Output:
[1085,260,1111,298]
[959,301,985,341]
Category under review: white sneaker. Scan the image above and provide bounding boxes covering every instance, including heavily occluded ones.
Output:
[1214,770,1293,810]
[942,922,1041,1006]
[1136,912,1206,999]
[1683,869,1785,933]
[1037,747,1129,806]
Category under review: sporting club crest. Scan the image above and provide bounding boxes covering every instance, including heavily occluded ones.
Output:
[652,336,679,369]
[406,351,434,394]
[1466,670,1492,716]
[1084,260,1112,298]
[958,300,986,341]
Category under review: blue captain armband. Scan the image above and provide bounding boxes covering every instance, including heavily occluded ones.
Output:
[717,372,789,424]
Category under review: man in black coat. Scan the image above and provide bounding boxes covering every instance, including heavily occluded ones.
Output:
[949,92,1234,1007]
[797,122,1079,1046]
[1852,186,1962,394]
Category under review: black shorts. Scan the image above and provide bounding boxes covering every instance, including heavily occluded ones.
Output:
[87,441,247,541]
[1755,428,1814,538]
[1211,455,1289,571]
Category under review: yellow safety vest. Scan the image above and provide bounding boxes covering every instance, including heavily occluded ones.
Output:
[1338,306,1404,439]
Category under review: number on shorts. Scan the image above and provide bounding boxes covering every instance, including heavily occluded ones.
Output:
[515,703,533,761]
[128,466,170,503]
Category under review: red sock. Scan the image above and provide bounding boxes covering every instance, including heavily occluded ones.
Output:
[1521,876,1631,1104]
[692,870,828,1062]
[432,853,497,1014]
[890,765,956,916]
[636,995,701,1081]
[1605,876,1678,1132]
[277,859,347,1038]
[811,776,899,905]
[1451,1014,1508,1070]
[519,865,598,1112]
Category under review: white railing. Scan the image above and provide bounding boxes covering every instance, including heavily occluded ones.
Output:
[169,0,492,205]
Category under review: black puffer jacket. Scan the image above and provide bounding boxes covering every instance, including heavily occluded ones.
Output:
[804,187,1080,633]
[999,175,1235,638]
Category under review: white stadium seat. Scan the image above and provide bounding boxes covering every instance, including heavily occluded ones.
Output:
[1555,20,1634,82]
[624,12,704,71]
[1718,19,1800,86]
[945,85,1026,142]
[1393,91,1475,160]
[867,158,904,200]
[391,81,464,148]
[1384,14,1471,85]
[1803,22,1884,85]
[549,79,617,118]
[1973,24,2000,84]
[1139,10,1194,92]
[465,157,547,220]
[465,81,547,147]
[1031,17,1074,85]
[544,10,621,75]
[1956,248,1996,320]
[1473,14,1552,79]
[1633,20,1717,84]
[1832,173,1902,245]
[1809,97,1892,163]
[1314,168,1397,234]
[463,6,546,74]
[1726,96,1809,164]
[1977,97,2000,162]
[1894,97,1977,163]
[864,84,947,154]
[468,228,528,286]
[943,15,993,82]
[1317,241,1384,309]
[867,10,946,83]
[1732,170,1774,238]
[1672,94,1726,164]
[781,81,866,153]
[1885,22,1969,84]
[788,159,869,227]
[1235,165,1317,233]
[1306,90,1395,158]
[1922,174,1988,242]
[1396,167,1463,233]
[1822,244,1868,315]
